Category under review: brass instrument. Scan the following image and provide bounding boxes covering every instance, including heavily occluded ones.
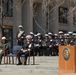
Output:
[18,31,24,38]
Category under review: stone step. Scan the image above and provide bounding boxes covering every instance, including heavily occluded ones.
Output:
[0,65,58,74]
[0,56,59,75]
[0,72,58,75]
[0,65,58,70]
[2,56,58,64]
[0,68,58,73]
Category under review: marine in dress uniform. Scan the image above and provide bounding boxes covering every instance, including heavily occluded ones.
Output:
[43,34,50,56]
[16,25,25,46]
[73,33,76,45]
[54,34,59,56]
[58,31,64,45]
[34,33,43,56]
[48,32,54,56]
[68,32,74,45]
[33,34,38,56]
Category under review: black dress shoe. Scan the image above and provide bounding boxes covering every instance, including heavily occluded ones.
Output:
[17,63,22,65]
[24,62,26,65]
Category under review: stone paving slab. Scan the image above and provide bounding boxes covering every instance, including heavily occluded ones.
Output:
[0,65,58,73]
[0,72,58,75]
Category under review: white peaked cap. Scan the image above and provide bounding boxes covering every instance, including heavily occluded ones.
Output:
[2,37,6,40]
[34,34,37,37]
[45,34,48,36]
[64,34,67,36]
[30,32,34,35]
[19,25,23,28]
[37,33,41,36]
[59,31,63,34]
[54,34,58,36]
[68,31,73,34]
[73,33,76,36]
[48,32,52,35]
[64,34,69,36]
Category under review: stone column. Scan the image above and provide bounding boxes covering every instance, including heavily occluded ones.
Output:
[13,0,22,27]
[13,0,22,45]
[16,0,22,26]
[68,7,73,32]
[27,0,33,34]
[52,7,59,34]
[33,3,46,35]
[22,0,33,35]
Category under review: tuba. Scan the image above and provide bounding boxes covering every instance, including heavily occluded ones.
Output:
[18,31,24,38]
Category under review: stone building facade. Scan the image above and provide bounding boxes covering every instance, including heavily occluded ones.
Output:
[0,0,76,46]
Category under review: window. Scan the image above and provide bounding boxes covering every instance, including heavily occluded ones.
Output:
[3,0,13,17]
[59,7,68,24]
